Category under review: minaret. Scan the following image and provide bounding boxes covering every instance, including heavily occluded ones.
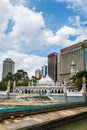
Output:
[7,80,10,99]
[7,80,11,93]
[13,80,16,93]
[64,80,67,102]
[82,76,86,93]
[64,80,67,93]
[28,81,30,87]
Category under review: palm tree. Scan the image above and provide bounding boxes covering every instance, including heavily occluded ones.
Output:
[1,72,14,91]
[3,72,14,82]
[14,69,29,86]
[29,76,40,86]
[0,69,29,91]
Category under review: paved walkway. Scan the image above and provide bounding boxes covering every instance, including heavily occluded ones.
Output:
[0,106,87,130]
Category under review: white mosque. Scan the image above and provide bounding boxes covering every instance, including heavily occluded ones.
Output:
[15,74,64,95]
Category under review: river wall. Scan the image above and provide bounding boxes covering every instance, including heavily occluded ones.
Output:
[0,92,87,103]
[1,105,87,130]
[50,94,86,102]
[28,111,87,130]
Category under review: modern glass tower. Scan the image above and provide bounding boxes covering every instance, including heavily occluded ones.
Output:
[2,58,15,79]
[42,65,47,77]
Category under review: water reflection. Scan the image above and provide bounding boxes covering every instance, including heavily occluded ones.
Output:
[52,118,87,130]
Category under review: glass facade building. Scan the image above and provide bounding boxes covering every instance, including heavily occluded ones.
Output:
[42,65,47,77]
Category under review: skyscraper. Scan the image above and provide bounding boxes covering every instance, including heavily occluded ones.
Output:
[60,39,87,82]
[42,65,47,77]
[2,58,15,79]
[35,69,42,78]
[48,52,58,83]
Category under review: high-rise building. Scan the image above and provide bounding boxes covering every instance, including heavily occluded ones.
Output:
[42,65,47,77]
[35,69,42,78]
[2,58,15,79]
[60,39,87,82]
[48,52,58,83]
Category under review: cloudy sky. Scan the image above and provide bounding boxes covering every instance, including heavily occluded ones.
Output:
[0,0,87,80]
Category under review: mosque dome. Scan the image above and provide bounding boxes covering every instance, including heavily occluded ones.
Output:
[38,76,44,85]
[38,75,55,86]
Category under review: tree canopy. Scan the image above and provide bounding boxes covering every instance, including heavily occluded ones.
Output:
[0,69,41,91]
[71,70,87,91]
[0,69,29,91]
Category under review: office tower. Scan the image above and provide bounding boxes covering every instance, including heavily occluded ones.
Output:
[48,52,58,83]
[60,39,87,82]
[42,65,47,77]
[2,58,15,79]
[57,53,60,82]
[35,69,42,78]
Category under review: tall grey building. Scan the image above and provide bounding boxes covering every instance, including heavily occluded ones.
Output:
[35,69,42,78]
[2,58,15,79]
[48,52,59,83]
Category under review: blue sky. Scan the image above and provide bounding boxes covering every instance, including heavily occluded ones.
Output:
[29,0,73,30]
[0,0,87,79]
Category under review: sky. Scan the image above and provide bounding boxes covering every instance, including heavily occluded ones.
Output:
[0,0,87,80]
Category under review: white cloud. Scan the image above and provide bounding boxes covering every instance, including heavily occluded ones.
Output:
[0,0,12,33]
[56,0,87,17]
[0,0,54,51]
[10,0,28,6]
[0,51,47,81]
[0,0,87,81]
[46,21,87,47]
[0,0,87,51]
[0,0,46,51]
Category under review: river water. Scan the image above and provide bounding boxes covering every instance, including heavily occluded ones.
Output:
[52,118,87,130]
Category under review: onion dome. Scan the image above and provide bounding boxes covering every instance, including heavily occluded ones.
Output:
[38,75,54,86]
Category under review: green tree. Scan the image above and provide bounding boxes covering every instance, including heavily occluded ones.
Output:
[0,81,7,91]
[14,69,29,86]
[28,76,40,86]
[0,69,29,91]
[1,72,14,91]
[3,72,14,82]
[71,70,87,91]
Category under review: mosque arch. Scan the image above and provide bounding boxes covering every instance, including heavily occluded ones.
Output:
[28,89,30,94]
[25,89,27,94]
[42,89,44,94]
[51,89,54,93]
[45,89,47,94]
[55,89,57,93]
[61,89,64,93]
[58,89,60,93]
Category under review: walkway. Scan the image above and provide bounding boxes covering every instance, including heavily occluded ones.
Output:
[0,106,87,130]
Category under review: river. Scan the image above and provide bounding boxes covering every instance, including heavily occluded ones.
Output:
[52,118,87,130]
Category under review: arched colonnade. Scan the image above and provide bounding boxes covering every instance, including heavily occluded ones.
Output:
[15,87,64,95]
